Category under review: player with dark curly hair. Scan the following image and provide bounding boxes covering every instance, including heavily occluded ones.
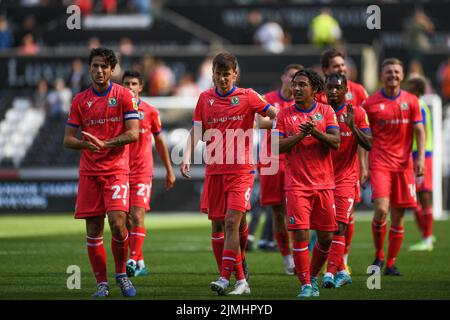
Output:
[64,47,140,298]
[276,68,340,298]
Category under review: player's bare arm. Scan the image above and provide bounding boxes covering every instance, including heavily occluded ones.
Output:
[265,105,278,120]
[64,125,100,152]
[258,106,278,129]
[154,134,176,190]
[358,147,369,186]
[81,118,139,148]
[413,122,426,176]
[343,104,372,151]
[106,118,139,147]
[278,130,307,153]
[181,126,202,178]
[308,123,340,150]
[257,114,274,129]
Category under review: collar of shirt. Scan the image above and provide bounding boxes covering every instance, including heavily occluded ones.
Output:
[91,81,113,97]
[381,88,402,100]
[294,102,317,113]
[215,85,236,98]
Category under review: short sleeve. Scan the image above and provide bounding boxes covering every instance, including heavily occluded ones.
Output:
[355,85,369,105]
[325,106,339,132]
[249,89,271,116]
[150,107,162,135]
[356,106,371,131]
[361,99,368,112]
[192,94,204,127]
[275,109,286,137]
[122,88,139,121]
[66,95,81,128]
[362,88,369,100]
[410,95,423,124]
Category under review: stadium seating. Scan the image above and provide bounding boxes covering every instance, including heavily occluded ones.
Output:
[0,0,449,213]
[22,112,80,167]
[0,98,45,167]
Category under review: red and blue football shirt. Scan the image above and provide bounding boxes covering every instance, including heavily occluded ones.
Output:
[363,89,422,171]
[331,104,371,186]
[129,99,162,179]
[276,102,339,190]
[67,82,139,175]
[193,86,270,175]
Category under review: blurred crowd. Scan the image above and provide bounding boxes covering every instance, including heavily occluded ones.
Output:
[30,51,214,117]
[0,1,449,111]
[7,0,155,14]
[0,0,157,54]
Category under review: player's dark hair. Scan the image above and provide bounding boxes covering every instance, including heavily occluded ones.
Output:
[382,58,403,69]
[292,69,324,93]
[212,51,238,71]
[283,64,304,75]
[320,48,345,69]
[122,70,144,85]
[88,47,118,69]
[325,72,347,86]
[407,77,426,96]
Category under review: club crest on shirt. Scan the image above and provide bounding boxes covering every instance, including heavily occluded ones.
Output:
[401,102,408,110]
[345,92,353,101]
[139,111,145,120]
[231,96,240,105]
[313,113,323,121]
[108,97,118,107]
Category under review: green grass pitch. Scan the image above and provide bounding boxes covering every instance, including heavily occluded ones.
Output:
[0,213,449,300]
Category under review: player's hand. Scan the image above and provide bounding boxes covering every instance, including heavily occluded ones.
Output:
[82,131,106,149]
[299,121,314,136]
[180,163,191,179]
[360,167,369,188]
[165,170,176,190]
[83,140,100,152]
[266,105,279,119]
[343,103,355,129]
[414,156,425,177]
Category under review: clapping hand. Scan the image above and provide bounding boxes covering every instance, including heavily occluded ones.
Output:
[299,116,316,136]
[343,103,355,129]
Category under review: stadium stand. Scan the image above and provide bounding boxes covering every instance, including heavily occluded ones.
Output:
[0,98,46,167]
[0,0,449,212]
[22,112,80,167]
